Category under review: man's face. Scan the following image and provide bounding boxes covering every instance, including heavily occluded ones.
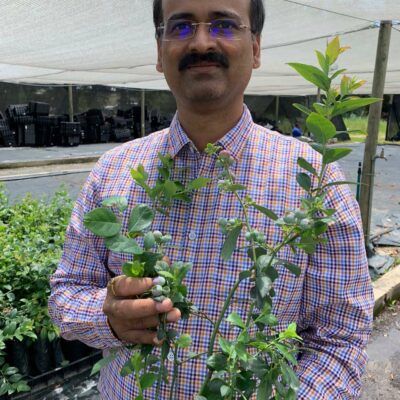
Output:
[156,0,261,109]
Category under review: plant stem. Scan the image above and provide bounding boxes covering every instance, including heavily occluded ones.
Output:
[169,346,178,400]
[199,278,242,394]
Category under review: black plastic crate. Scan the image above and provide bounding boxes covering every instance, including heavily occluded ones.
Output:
[0,122,16,147]
[28,101,50,116]
[16,124,36,146]
[60,122,81,146]
[86,108,104,124]
[99,124,111,143]
[113,128,131,142]
[6,104,30,119]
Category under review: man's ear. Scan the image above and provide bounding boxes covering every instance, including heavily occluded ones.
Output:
[156,39,163,73]
[252,34,261,69]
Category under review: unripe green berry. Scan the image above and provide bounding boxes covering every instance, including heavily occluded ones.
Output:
[152,285,163,297]
[161,234,172,243]
[162,286,171,296]
[153,230,163,240]
[152,276,166,286]
[153,295,166,303]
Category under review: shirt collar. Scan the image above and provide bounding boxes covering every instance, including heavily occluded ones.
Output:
[167,105,254,160]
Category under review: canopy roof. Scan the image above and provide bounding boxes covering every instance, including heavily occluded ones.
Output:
[0,0,399,95]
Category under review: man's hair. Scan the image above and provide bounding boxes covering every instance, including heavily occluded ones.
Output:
[153,0,265,35]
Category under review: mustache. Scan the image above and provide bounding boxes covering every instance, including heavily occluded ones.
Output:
[178,52,229,71]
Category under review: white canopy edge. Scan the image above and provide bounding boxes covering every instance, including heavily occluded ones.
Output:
[0,0,399,95]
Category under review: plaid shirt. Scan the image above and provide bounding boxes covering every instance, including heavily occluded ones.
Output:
[49,106,373,399]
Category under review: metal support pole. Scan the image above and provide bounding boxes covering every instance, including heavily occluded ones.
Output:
[68,85,74,122]
[359,21,392,247]
[141,89,145,137]
[275,96,279,124]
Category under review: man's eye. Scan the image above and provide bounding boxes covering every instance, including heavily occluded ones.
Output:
[170,21,192,33]
[213,20,239,30]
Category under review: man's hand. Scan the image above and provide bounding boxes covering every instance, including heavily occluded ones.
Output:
[103,275,181,345]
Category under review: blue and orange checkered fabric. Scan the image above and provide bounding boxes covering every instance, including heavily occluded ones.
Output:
[49,106,374,399]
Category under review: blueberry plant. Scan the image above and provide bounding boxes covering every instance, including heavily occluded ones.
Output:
[86,37,379,399]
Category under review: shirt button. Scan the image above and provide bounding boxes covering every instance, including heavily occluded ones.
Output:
[167,350,175,362]
[189,231,197,241]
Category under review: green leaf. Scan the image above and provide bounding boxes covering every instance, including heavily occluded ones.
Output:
[330,68,347,81]
[326,36,340,64]
[296,173,312,192]
[310,143,325,155]
[287,63,330,91]
[239,270,252,280]
[281,363,300,391]
[176,334,192,348]
[157,270,175,280]
[293,103,312,116]
[275,343,297,364]
[219,337,232,355]
[331,97,381,118]
[313,102,329,117]
[257,374,272,400]
[220,385,232,397]
[315,50,329,74]
[206,353,228,371]
[102,196,128,212]
[122,261,145,277]
[140,373,157,389]
[322,147,352,164]
[279,260,301,277]
[163,180,177,197]
[306,112,336,145]
[187,177,211,191]
[16,382,30,392]
[84,208,121,238]
[256,276,272,299]
[221,225,242,261]
[91,353,117,376]
[226,312,245,329]
[297,157,317,176]
[128,204,154,234]
[279,322,302,341]
[105,235,143,254]
[252,204,278,221]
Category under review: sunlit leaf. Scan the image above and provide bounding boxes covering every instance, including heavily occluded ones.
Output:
[293,103,312,116]
[252,204,278,221]
[176,334,192,348]
[287,63,330,91]
[102,196,128,212]
[105,235,143,254]
[128,204,154,234]
[323,147,352,164]
[226,312,246,329]
[84,208,121,238]
[306,112,336,144]
[187,177,211,191]
[331,97,381,118]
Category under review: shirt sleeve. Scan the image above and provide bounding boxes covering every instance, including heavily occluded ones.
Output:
[48,162,123,350]
[295,162,374,399]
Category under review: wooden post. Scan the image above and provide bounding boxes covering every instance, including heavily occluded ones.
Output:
[141,89,146,137]
[359,21,392,247]
[68,85,74,122]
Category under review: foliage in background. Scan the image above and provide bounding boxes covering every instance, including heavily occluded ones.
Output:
[0,186,73,396]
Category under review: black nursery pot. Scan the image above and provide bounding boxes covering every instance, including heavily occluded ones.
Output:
[60,339,92,362]
[6,338,33,376]
[31,337,53,375]
[51,337,64,368]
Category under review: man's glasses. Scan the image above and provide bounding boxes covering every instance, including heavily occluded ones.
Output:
[157,19,251,42]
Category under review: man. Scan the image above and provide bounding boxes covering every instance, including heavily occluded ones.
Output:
[292,122,302,138]
[49,1,374,399]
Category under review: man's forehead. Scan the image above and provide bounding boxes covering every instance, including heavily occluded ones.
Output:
[161,0,251,21]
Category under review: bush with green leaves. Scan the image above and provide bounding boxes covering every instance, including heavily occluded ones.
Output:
[86,37,378,399]
[0,186,73,396]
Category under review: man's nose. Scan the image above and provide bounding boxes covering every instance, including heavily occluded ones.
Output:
[188,24,217,53]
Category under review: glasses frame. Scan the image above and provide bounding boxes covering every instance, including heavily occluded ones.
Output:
[156,20,251,42]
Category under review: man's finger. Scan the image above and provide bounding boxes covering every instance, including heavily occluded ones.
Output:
[109,276,153,298]
[118,329,161,346]
[111,298,174,320]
